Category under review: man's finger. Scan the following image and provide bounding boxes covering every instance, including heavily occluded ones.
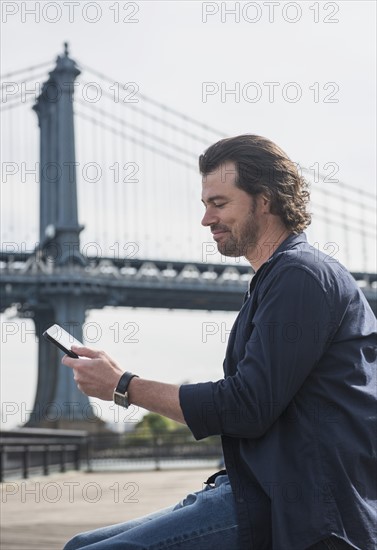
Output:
[71,345,98,358]
[62,354,76,368]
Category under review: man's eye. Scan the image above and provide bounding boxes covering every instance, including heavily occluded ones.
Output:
[214,203,225,208]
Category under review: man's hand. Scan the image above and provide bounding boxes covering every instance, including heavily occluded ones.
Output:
[62,346,123,401]
[62,346,186,424]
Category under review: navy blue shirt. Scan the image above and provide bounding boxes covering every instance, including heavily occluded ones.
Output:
[180,233,377,550]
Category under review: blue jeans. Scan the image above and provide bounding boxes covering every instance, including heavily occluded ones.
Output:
[64,474,354,550]
[63,474,238,549]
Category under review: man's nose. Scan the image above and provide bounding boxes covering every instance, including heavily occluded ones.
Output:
[201,208,218,227]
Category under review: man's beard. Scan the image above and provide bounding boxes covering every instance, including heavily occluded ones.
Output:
[215,202,260,258]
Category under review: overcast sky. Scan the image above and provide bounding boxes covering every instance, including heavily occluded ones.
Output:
[1,1,376,429]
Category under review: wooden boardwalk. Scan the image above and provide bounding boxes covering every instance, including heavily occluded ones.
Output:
[1,467,214,550]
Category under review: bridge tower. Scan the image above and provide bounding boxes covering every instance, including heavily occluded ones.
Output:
[27,44,95,428]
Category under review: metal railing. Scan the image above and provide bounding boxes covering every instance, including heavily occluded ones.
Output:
[0,428,88,482]
[85,431,223,471]
[0,428,223,480]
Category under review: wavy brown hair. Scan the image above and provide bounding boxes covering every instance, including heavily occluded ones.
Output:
[199,134,311,233]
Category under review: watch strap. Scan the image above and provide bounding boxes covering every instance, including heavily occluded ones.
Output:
[113,371,139,408]
[115,371,138,394]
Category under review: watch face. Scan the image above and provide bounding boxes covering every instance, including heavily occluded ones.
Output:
[114,391,129,408]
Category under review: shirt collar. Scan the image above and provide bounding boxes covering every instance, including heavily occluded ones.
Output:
[269,232,307,260]
[247,232,307,297]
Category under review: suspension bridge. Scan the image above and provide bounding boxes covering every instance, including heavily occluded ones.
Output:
[1,45,376,428]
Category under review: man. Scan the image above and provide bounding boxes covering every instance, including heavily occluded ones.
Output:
[63,135,376,550]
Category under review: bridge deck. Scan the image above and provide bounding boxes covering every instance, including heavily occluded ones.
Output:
[1,467,214,549]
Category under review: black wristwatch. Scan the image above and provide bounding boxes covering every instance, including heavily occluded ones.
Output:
[113,371,139,408]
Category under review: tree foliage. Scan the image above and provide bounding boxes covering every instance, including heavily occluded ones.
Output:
[135,412,191,438]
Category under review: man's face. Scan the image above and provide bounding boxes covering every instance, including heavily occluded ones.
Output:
[201,161,267,259]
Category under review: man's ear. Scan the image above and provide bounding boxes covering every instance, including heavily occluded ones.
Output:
[260,194,271,213]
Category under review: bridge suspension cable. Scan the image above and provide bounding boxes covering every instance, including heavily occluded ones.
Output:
[77,81,218,145]
[76,98,199,163]
[75,110,197,171]
[81,63,225,138]
[301,167,376,202]
[0,60,52,79]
